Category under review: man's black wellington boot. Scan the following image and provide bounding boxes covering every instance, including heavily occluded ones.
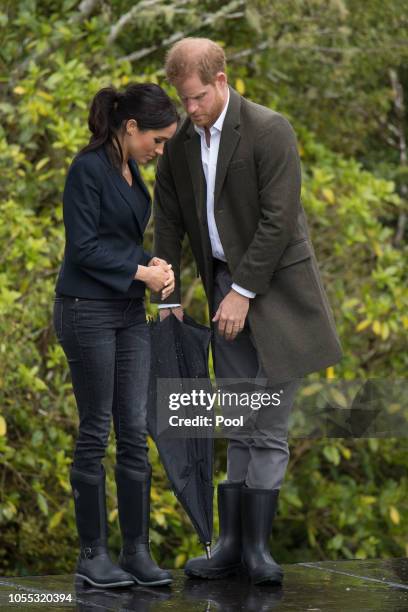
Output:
[241,487,283,585]
[184,481,244,579]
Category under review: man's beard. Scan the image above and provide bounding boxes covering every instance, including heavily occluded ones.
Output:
[199,96,225,127]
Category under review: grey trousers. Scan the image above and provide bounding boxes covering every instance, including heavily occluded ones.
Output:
[212,259,301,490]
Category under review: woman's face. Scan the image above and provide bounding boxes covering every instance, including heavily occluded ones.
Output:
[125,120,177,164]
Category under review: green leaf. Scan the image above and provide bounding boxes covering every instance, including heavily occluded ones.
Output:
[323,446,341,465]
[37,493,49,516]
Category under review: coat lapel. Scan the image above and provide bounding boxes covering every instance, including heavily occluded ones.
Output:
[184,123,207,223]
[182,88,242,219]
[214,87,241,208]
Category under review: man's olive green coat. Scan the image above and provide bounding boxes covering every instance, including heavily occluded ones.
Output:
[151,87,342,383]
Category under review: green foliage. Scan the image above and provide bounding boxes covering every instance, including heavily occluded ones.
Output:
[279,437,407,563]
[298,126,407,377]
[0,0,406,576]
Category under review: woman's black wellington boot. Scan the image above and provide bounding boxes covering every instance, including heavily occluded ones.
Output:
[70,466,134,588]
[115,464,172,586]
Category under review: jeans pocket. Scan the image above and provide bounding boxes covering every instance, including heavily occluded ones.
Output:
[53,299,64,341]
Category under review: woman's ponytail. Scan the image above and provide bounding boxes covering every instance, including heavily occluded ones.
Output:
[88,87,117,140]
[76,87,119,159]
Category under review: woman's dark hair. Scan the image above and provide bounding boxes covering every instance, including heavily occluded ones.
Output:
[77,83,179,167]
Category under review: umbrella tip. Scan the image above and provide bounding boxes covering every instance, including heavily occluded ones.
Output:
[205,542,212,559]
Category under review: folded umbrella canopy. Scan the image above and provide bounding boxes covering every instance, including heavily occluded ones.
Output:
[147,313,214,557]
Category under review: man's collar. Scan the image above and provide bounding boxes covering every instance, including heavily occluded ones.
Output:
[194,88,230,135]
[213,88,230,131]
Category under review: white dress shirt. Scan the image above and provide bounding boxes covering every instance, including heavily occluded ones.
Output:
[158,89,256,308]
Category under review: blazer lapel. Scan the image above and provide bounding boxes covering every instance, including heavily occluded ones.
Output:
[130,159,151,202]
[96,147,150,235]
[214,87,241,208]
[184,123,207,223]
[129,159,151,232]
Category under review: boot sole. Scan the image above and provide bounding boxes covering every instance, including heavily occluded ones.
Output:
[252,572,283,586]
[242,562,283,586]
[129,573,172,586]
[76,573,134,588]
[184,563,242,580]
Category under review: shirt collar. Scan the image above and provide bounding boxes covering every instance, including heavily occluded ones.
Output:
[194,88,230,136]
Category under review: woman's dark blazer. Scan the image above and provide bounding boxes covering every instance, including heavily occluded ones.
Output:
[56,146,152,299]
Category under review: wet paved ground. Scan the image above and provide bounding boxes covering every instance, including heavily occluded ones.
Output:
[1,558,407,611]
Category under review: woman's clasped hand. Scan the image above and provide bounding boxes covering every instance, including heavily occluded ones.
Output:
[143,256,175,299]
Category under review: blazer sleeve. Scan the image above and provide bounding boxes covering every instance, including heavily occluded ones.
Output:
[150,146,185,304]
[231,115,302,295]
[63,157,148,294]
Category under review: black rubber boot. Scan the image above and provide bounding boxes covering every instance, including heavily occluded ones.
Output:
[241,487,283,585]
[70,466,134,588]
[115,464,172,586]
[184,481,244,579]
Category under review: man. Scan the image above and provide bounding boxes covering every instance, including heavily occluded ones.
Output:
[151,38,342,585]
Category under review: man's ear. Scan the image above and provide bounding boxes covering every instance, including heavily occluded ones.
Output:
[215,72,228,87]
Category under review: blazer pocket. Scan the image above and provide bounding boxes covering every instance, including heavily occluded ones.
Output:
[228,159,247,171]
[275,239,312,271]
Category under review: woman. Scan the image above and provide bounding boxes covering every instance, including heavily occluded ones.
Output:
[53,83,178,588]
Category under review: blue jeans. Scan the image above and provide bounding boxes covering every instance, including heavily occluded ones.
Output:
[53,296,151,475]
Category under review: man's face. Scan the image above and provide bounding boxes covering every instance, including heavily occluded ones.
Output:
[175,72,227,128]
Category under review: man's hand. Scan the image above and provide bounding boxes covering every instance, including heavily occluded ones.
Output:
[212,290,249,341]
[159,306,184,322]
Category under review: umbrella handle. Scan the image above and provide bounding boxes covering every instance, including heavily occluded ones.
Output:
[204,542,212,559]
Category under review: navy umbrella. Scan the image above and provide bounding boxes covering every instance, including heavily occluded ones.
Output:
[147,313,214,557]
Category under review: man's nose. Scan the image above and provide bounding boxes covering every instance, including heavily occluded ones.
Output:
[185,99,198,114]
